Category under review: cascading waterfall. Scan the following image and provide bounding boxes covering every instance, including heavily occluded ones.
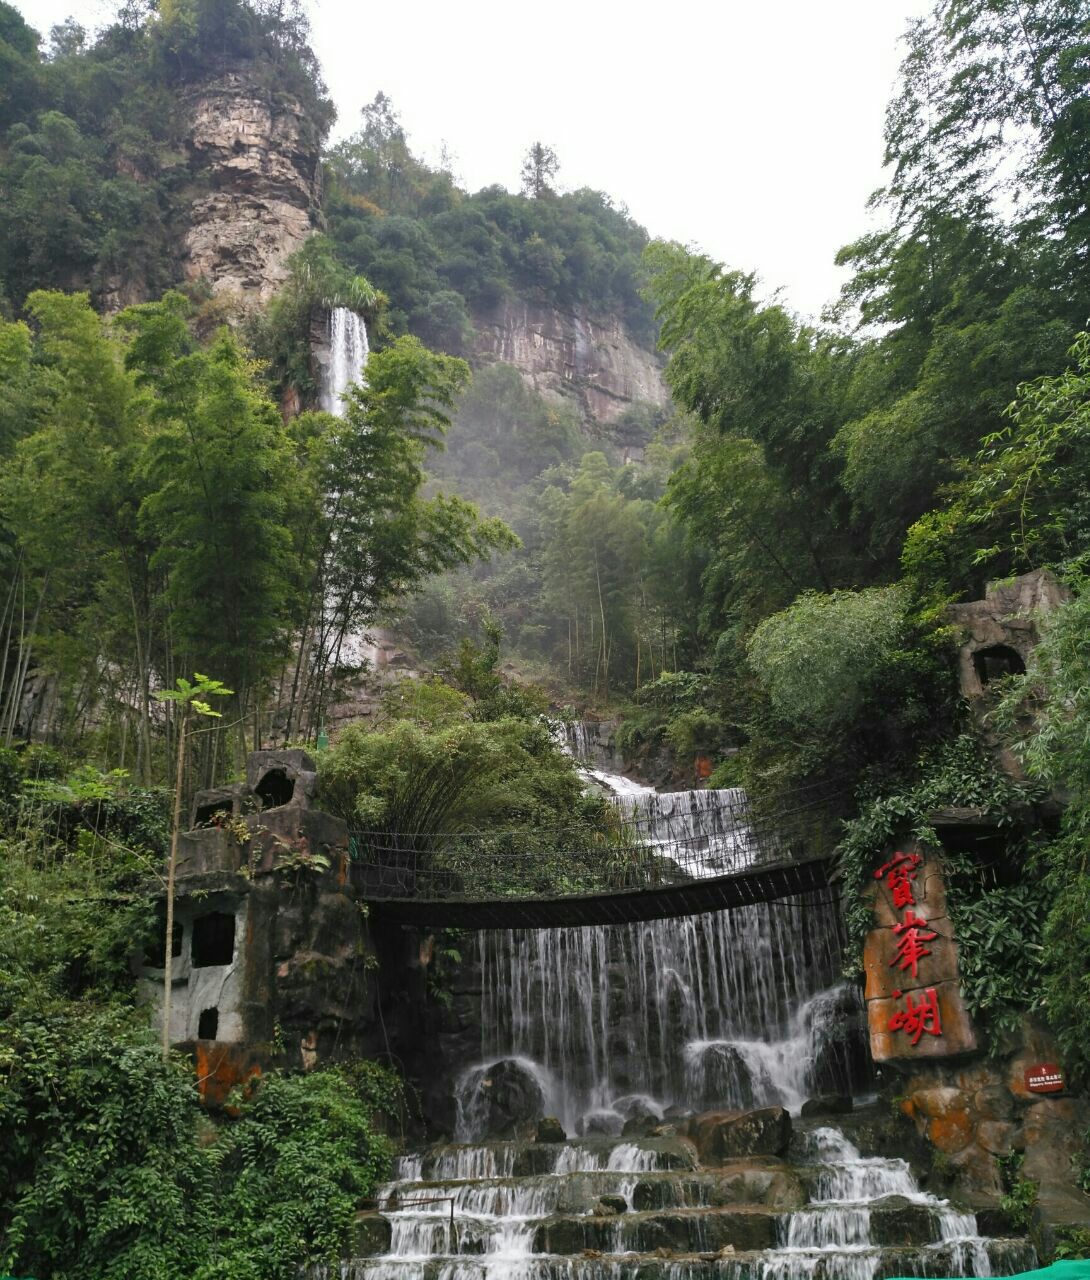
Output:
[464,904,859,1137]
[323,728,1032,1280]
[760,1126,999,1280]
[319,305,369,416]
[456,736,864,1137]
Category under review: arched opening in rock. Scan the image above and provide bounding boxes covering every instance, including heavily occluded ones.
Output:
[198,1006,219,1040]
[255,767,294,810]
[191,911,236,967]
[973,644,1026,686]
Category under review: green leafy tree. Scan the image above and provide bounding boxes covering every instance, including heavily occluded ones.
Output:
[285,335,517,739]
[125,292,302,726]
[520,141,560,199]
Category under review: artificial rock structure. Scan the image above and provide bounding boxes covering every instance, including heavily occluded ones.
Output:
[853,569,1089,1225]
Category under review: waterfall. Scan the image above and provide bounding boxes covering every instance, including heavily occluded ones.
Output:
[454,743,867,1138]
[318,736,1032,1280]
[462,902,860,1137]
[760,1126,998,1280]
[320,305,369,416]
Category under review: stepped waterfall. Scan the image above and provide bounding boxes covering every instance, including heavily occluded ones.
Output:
[320,305,369,416]
[453,727,862,1136]
[322,736,1034,1280]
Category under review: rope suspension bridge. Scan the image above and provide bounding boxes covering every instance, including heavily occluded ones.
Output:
[348,787,844,928]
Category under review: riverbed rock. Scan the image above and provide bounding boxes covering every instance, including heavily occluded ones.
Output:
[475,1059,547,1138]
[801,1094,853,1118]
[536,1116,566,1143]
[688,1107,792,1163]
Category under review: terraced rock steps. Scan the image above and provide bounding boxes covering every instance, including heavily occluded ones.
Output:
[328,1126,1035,1280]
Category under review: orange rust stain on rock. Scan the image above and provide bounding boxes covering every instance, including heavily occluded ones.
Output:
[195,1042,262,1111]
[928,1109,973,1154]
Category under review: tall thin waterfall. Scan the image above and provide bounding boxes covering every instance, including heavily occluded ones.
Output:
[320,305,369,416]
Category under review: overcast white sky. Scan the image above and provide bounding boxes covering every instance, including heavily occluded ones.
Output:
[15,0,931,319]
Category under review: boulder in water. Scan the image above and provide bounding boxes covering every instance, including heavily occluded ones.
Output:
[597,1195,628,1215]
[687,1041,762,1110]
[474,1058,547,1138]
[581,1109,623,1136]
[688,1106,792,1162]
[800,1093,854,1118]
[619,1097,663,1137]
[535,1116,566,1143]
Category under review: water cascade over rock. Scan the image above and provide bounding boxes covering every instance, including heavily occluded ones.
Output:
[323,734,1032,1280]
[319,305,369,416]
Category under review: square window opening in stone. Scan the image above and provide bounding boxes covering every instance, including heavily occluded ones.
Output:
[255,767,294,810]
[973,644,1026,686]
[194,799,233,826]
[146,911,184,968]
[198,1006,219,1040]
[191,911,236,967]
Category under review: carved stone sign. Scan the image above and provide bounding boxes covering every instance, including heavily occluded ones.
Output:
[864,843,977,1062]
[1024,1063,1065,1094]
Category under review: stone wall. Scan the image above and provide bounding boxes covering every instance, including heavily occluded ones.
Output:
[895,1025,1090,1231]
[137,749,462,1128]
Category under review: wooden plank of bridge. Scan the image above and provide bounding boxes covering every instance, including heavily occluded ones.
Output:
[361,856,837,930]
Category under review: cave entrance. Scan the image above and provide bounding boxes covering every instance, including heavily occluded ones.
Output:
[198,1006,219,1040]
[973,644,1026,686]
[255,767,294,810]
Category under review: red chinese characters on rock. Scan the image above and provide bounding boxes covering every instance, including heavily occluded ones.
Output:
[874,849,922,909]
[887,986,943,1046]
[875,850,945,1047]
[890,910,937,979]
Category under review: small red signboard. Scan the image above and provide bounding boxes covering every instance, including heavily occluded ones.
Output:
[1025,1063,1065,1094]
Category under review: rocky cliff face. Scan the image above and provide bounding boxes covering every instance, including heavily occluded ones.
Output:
[181,69,322,310]
[471,298,669,425]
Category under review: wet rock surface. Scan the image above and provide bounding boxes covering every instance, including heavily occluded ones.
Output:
[323,1125,1034,1280]
[688,1108,792,1162]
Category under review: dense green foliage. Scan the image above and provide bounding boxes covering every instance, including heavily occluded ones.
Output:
[0,752,402,1279]
[325,94,656,348]
[996,585,1090,1080]
[0,0,332,313]
[0,289,510,776]
[319,637,635,895]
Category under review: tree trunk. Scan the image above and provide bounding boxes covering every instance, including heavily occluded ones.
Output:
[161,707,188,1062]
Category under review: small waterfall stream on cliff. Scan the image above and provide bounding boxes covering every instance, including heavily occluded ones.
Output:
[319,305,369,416]
[316,305,373,667]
